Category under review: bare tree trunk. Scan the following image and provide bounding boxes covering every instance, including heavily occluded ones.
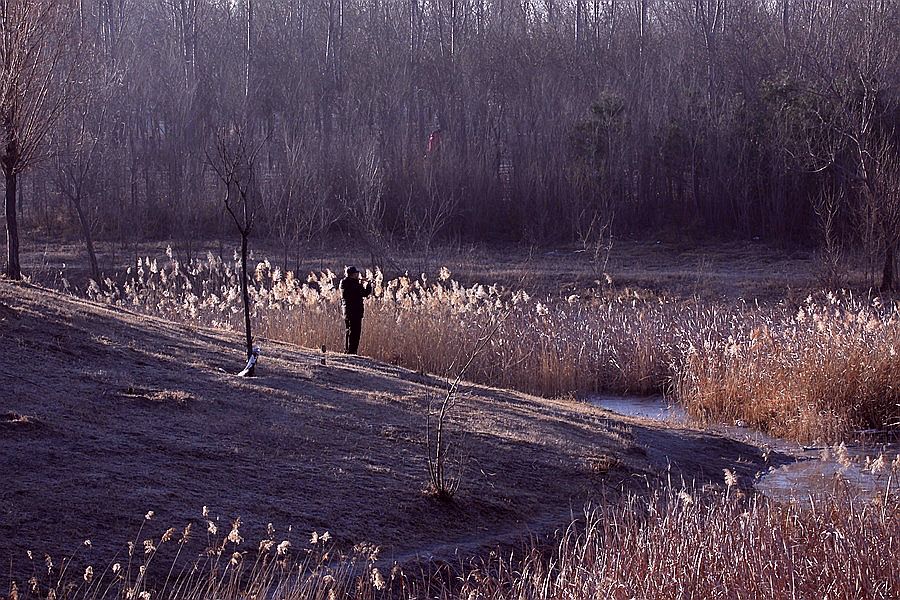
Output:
[881,244,895,292]
[574,0,581,44]
[4,168,21,280]
[240,230,253,360]
[70,194,100,283]
[245,0,253,104]
[637,0,646,69]
[782,0,790,49]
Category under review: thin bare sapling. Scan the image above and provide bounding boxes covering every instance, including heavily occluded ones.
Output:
[426,310,509,500]
[209,125,265,376]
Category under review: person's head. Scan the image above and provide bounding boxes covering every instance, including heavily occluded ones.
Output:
[345,265,360,279]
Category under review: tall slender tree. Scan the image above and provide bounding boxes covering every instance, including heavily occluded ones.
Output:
[210,123,264,375]
[0,0,75,279]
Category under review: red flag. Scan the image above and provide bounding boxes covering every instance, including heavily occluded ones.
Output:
[426,128,441,157]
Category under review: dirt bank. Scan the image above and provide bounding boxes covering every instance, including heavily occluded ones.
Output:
[0,280,778,576]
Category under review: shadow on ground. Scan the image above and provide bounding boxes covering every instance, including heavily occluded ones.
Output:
[1,281,782,578]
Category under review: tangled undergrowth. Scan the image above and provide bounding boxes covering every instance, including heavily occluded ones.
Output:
[85,251,900,443]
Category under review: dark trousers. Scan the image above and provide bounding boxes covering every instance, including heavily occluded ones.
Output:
[344,316,362,354]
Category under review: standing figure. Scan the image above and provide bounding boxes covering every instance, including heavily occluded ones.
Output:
[339,266,372,354]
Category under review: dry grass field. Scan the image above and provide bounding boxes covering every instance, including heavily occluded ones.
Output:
[0,280,778,583]
[14,238,828,300]
[64,243,900,443]
[3,241,899,600]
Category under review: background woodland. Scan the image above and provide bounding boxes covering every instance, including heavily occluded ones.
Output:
[2,0,899,284]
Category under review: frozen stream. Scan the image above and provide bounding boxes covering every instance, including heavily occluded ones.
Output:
[591,395,899,501]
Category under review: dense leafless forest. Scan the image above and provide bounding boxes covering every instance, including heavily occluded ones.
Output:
[1,0,899,283]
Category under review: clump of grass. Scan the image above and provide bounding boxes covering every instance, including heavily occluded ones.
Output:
[674,292,900,441]
[85,252,900,442]
[10,509,387,600]
[10,475,900,600]
[460,477,900,600]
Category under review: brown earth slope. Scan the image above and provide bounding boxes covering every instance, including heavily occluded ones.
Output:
[0,280,776,574]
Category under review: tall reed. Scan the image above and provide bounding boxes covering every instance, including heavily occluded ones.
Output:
[673,292,900,440]
[85,252,900,442]
[12,476,899,600]
[461,477,900,600]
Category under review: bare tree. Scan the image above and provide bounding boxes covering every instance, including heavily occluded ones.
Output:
[426,311,507,500]
[404,171,460,263]
[860,143,900,292]
[0,0,75,279]
[3,0,898,258]
[799,0,900,289]
[813,184,845,289]
[54,102,105,284]
[342,140,394,269]
[263,129,343,271]
[209,124,264,375]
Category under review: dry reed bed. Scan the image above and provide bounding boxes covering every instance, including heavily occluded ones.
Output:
[11,477,900,600]
[9,514,378,600]
[86,253,900,442]
[673,293,900,441]
[462,477,900,600]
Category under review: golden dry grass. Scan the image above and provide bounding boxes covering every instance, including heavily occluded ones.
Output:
[461,480,900,600]
[10,477,899,600]
[86,253,900,442]
[673,292,900,441]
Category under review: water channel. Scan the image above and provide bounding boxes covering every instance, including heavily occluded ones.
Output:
[590,395,899,502]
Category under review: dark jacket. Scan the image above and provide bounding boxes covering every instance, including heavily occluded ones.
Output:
[339,277,372,319]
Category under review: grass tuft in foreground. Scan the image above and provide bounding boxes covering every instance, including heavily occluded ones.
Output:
[9,475,899,600]
[465,478,900,599]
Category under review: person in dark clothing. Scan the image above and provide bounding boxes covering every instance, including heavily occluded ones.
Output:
[339,266,372,354]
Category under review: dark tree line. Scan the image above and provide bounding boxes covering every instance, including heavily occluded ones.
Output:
[2,0,900,286]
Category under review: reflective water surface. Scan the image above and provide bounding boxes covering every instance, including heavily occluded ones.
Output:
[590,394,899,501]
[591,394,688,424]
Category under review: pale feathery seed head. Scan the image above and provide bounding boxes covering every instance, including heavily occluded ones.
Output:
[181,522,192,543]
[227,517,243,545]
[372,567,386,591]
[723,469,738,488]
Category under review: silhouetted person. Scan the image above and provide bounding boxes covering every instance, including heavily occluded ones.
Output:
[339,266,372,354]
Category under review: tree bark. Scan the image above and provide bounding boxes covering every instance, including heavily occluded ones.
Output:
[240,231,254,369]
[5,169,21,280]
[70,194,100,283]
[881,244,895,292]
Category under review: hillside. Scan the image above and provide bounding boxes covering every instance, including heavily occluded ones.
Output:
[0,281,774,574]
